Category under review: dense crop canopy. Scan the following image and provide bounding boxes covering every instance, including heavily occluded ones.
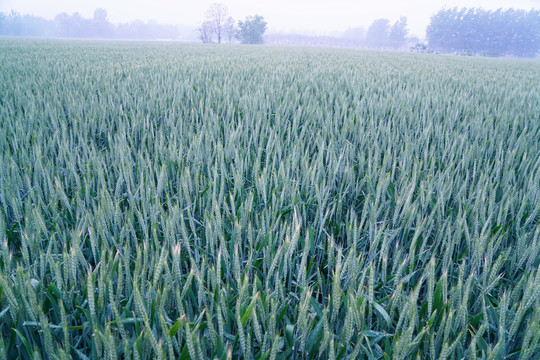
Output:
[0,39,539,359]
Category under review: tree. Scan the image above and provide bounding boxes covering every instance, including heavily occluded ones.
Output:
[224,16,236,43]
[6,10,22,36]
[427,7,540,57]
[91,8,112,38]
[237,15,267,44]
[0,12,5,34]
[54,12,89,38]
[389,16,408,48]
[197,20,214,43]
[205,3,228,44]
[93,8,107,22]
[366,18,390,47]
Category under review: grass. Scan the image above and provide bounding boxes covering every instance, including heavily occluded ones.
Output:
[0,39,539,359]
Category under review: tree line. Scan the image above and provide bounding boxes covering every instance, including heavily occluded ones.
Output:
[364,17,409,49]
[426,8,540,57]
[0,9,181,40]
[197,3,267,44]
[197,3,410,48]
[2,5,539,57]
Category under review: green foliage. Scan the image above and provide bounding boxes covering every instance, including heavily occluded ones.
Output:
[366,17,408,49]
[388,17,408,49]
[427,7,540,57]
[366,18,390,47]
[0,39,539,359]
[237,15,267,44]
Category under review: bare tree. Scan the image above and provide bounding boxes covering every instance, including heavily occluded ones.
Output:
[205,3,228,44]
[224,16,236,43]
[197,20,213,43]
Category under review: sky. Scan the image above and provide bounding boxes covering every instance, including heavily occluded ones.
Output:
[2,0,539,37]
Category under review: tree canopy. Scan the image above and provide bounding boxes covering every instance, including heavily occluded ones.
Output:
[366,17,408,49]
[427,8,540,57]
[0,9,180,40]
[237,15,267,44]
[389,17,408,49]
[366,19,390,47]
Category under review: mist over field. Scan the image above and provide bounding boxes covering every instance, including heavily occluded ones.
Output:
[1,0,539,56]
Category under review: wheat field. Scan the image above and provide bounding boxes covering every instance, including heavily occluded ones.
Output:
[0,39,539,359]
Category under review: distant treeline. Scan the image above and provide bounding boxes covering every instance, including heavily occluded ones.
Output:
[2,7,540,57]
[427,8,540,57]
[266,17,413,50]
[0,9,188,40]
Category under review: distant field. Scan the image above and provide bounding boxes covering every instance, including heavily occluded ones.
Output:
[0,39,539,359]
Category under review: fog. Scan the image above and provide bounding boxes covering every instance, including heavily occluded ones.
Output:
[1,0,538,38]
[1,0,539,56]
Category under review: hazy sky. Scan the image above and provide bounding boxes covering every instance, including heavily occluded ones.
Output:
[2,0,539,37]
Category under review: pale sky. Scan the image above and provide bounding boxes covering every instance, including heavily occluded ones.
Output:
[2,0,539,37]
